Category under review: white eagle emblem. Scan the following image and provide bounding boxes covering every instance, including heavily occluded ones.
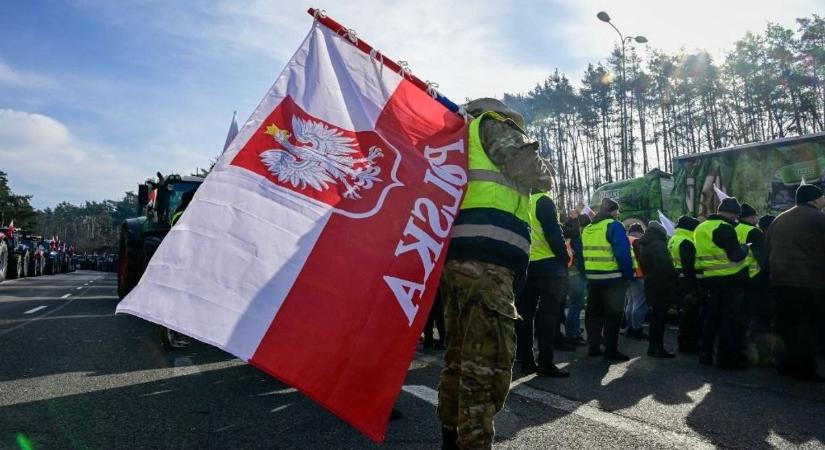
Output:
[260,116,384,200]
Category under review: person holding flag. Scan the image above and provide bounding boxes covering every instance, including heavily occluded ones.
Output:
[439,97,552,450]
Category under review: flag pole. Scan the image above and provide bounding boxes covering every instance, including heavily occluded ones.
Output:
[307,8,461,114]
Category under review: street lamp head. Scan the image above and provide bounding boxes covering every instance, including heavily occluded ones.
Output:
[597,11,611,22]
[634,35,648,44]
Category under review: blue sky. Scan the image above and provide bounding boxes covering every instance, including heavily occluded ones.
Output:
[1,0,820,209]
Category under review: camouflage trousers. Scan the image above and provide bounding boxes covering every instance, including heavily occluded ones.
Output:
[437,260,517,450]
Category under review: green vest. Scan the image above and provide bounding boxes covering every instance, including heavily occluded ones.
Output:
[668,228,692,271]
[582,218,621,280]
[528,193,557,262]
[459,112,530,224]
[694,219,748,278]
[452,112,531,260]
[735,223,761,278]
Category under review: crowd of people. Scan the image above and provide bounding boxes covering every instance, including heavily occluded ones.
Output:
[428,97,825,450]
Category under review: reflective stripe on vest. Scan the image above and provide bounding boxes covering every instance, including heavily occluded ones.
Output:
[171,211,183,226]
[452,112,531,259]
[669,228,704,278]
[693,219,748,278]
[528,192,557,262]
[668,228,690,270]
[582,218,621,280]
[735,223,761,278]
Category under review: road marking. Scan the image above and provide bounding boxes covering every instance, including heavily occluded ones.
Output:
[512,384,714,449]
[404,355,713,449]
[173,356,202,377]
[75,286,82,290]
[61,294,71,299]
[88,280,94,283]
[402,385,439,405]
[23,306,48,315]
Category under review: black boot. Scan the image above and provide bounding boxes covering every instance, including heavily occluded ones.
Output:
[441,426,459,450]
[647,346,676,359]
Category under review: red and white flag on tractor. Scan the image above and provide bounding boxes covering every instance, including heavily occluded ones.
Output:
[117,19,468,441]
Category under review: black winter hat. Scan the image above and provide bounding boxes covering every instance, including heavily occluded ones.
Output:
[599,197,619,213]
[627,223,645,234]
[758,214,775,231]
[739,203,757,219]
[796,184,824,204]
[676,215,700,231]
[718,197,742,215]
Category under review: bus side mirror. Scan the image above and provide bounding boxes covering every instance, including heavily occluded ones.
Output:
[138,184,149,213]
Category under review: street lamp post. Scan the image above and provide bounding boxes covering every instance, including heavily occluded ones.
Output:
[597,11,647,179]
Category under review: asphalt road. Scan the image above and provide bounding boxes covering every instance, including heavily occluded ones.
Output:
[2,271,825,449]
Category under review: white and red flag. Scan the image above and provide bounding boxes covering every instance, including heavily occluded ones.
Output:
[117,17,468,442]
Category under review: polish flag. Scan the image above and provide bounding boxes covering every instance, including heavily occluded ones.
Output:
[117,20,468,442]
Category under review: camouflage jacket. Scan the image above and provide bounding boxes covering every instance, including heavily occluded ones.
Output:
[479,118,553,193]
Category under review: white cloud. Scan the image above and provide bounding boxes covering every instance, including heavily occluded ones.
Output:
[0,109,144,208]
[0,59,60,90]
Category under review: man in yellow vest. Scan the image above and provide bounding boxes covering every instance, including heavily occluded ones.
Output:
[736,204,769,346]
[438,98,552,450]
[582,197,635,362]
[516,190,571,377]
[694,197,750,369]
[668,215,702,353]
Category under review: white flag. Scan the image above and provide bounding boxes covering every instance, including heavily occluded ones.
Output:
[713,185,730,201]
[658,210,676,236]
[221,111,239,154]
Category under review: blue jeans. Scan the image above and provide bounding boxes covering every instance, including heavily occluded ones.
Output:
[565,273,586,337]
[624,278,647,330]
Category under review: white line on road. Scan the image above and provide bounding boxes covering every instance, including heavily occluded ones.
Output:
[403,385,439,405]
[512,384,714,449]
[402,367,714,449]
[61,294,71,299]
[23,306,48,315]
[75,286,82,290]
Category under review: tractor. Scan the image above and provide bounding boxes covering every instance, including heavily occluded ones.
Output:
[118,173,204,299]
[0,224,32,281]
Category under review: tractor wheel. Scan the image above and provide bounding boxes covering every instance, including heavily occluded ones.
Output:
[160,327,191,349]
[118,225,144,300]
[7,254,22,280]
[26,254,35,277]
[0,241,7,283]
[22,253,30,278]
[142,235,163,264]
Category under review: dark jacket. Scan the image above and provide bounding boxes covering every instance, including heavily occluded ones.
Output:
[767,204,825,290]
[638,226,679,307]
[528,196,569,277]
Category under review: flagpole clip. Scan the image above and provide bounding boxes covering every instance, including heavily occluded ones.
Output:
[425,81,440,99]
[457,105,472,123]
[397,60,412,79]
[312,9,327,21]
